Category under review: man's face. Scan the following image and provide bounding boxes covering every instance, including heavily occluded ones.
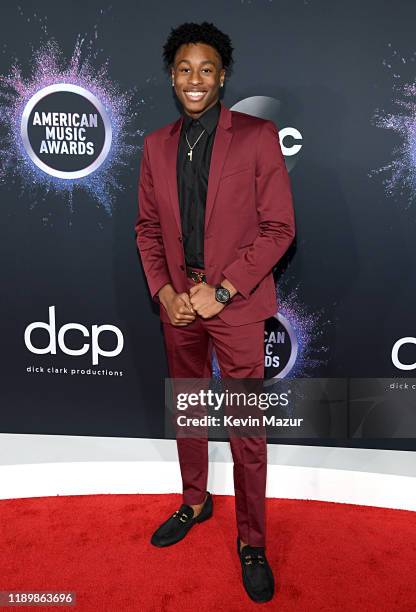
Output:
[171,42,225,118]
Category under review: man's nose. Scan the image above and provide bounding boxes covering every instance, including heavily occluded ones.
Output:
[188,70,202,84]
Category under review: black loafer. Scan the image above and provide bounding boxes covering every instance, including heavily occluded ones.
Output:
[237,537,275,603]
[150,492,213,547]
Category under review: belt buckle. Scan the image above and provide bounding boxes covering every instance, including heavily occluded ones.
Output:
[190,269,205,283]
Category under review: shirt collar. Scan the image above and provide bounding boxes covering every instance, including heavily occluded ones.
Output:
[182,100,221,135]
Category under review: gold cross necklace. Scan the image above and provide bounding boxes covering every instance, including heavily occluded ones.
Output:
[185,127,206,161]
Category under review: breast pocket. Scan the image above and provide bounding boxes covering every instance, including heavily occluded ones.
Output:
[220,165,252,181]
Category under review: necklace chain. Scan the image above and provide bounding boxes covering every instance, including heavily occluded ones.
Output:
[185,126,206,162]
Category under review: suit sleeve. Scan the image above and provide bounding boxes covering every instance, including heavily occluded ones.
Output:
[222,120,295,299]
[135,136,172,302]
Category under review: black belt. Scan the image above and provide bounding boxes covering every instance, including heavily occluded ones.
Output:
[186,267,207,283]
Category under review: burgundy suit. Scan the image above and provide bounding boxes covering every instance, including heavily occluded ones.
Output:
[135,101,295,546]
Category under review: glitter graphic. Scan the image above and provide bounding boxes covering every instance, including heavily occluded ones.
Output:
[276,283,329,379]
[371,43,416,206]
[0,36,140,214]
[211,283,329,381]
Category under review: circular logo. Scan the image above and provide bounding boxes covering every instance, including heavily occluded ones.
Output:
[231,96,302,172]
[264,313,298,381]
[21,83,112,179]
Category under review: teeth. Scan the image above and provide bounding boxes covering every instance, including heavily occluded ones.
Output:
[185,91,205,98]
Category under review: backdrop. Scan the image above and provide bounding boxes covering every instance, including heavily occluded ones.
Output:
[1,0,415,451]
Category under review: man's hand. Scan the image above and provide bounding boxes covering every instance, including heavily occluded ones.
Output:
[159,284,196,326]
[189,283,225,319]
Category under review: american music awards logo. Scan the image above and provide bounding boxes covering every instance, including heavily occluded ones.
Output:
[211,285,329,381]
[0,39,138,213]
[264,313,298,379]
[21,83,112,179]
[264,286,329,380]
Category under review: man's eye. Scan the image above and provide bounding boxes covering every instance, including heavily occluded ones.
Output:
[179,68,212,73]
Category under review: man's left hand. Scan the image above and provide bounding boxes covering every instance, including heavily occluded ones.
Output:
[189,283,224,319]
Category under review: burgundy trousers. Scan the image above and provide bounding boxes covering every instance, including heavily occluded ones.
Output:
[162,270,267,547]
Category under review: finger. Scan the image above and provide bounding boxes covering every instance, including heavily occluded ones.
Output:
[178,293,194,311]
[176,312,196,321]
[178,303,195,315]
[182,308,195,317]
[178,292,190,302]
[189,284,201,295]
[180,294,195,311]
[175,316,195,325]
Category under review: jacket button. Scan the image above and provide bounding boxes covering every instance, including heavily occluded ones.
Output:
[180,265,184,270]
[178,236,182,242]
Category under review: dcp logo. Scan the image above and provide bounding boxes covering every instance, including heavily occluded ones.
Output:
[24,306,124,365]
[392,337,416,370]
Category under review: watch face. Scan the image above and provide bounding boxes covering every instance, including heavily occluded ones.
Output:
[216,286,230,303]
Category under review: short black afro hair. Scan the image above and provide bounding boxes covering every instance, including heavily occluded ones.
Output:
[162,21,234,75]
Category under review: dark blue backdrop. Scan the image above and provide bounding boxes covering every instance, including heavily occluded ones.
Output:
[1,0,415,450]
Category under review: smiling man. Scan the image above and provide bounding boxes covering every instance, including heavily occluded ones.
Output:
[135,21,295,604]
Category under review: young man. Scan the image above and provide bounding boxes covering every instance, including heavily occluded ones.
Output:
[135,21,295,603]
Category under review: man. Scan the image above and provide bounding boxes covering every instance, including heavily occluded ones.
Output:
[135,21,295,604]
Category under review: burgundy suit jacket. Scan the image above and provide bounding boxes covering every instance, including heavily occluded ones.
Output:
[135,101,295,326]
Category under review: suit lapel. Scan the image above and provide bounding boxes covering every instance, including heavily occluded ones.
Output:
[205,102,233,231]
[164,101,233,237]
[164,114,183,236]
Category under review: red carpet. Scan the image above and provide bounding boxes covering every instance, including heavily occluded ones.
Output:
[0,494,415,611]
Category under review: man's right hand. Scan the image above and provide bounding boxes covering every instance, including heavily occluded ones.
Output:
[158,284,196,326]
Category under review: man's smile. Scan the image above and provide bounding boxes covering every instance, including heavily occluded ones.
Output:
[183,90,208,102]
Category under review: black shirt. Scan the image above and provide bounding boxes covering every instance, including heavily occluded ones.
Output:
[176,100,221,269]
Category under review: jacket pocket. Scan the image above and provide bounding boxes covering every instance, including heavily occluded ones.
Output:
[221,165,251,180]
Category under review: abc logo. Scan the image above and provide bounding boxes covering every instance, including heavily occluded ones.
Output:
[24,306,124,365]
[231,96,303,172]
